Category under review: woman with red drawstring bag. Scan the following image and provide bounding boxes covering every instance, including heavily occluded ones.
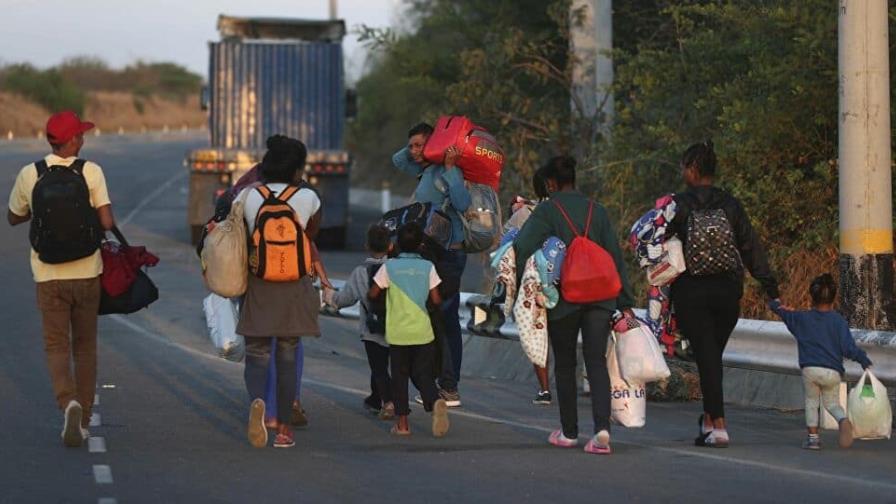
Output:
[512,156,635,456]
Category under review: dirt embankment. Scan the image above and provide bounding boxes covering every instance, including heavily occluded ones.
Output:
[0,91,206,138]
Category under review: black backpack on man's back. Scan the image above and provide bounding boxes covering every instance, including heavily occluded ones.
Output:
[29,159,102,264]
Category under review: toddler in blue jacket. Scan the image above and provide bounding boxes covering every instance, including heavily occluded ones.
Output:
[769,274,872,450]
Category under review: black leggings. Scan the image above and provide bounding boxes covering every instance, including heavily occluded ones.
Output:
[672,275,741,420]
[548,306,613,438]
[390,342,439,416]
[364,340,392,405]
[245,337,299,424]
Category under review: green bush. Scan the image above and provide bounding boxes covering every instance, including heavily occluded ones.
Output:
[0,64,86,114]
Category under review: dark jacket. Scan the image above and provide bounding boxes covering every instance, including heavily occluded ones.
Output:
[670,186,779,299]
[513,189,635,321]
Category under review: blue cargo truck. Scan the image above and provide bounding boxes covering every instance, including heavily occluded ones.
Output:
[186,15,352,248]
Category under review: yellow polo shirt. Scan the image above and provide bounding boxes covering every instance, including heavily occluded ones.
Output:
[8,154,111,283]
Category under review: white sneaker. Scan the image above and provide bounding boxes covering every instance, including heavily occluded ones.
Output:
[62,400,83,448]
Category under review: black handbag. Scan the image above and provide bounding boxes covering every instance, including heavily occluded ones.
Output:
[99,228,160,315]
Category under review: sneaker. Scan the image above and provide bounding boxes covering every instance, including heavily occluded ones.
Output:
[248,399,268,448]
[431,399,450,437]
[62,400,83,448]
[838,419,854,448]
[273,430,295,448]
[803,435,821,450]
[548,430,578,448]
[533,390,552,405]
[584,430,611,455]
[439,389,462,408]
[363,397,382,415]
[379,402,395,421]
[290,401,308,428]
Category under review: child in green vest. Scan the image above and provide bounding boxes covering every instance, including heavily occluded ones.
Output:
[368,222,450,437]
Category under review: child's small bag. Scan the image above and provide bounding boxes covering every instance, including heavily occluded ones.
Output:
[847,369,892,439]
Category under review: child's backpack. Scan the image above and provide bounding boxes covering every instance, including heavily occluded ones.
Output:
[249,185,312,282]
[554,200,622,303]
[365,263,387,334]
[29,159,102,264]
[683,198,742,276]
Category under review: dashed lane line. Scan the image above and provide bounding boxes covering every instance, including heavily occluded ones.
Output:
[92,465,113,484]
[88,436,107,453]
[109,314,896,493]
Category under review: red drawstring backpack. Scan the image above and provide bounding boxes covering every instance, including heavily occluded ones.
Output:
[554,200,622,303]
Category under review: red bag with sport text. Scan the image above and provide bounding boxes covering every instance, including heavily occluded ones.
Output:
[554,201,622,303]
[423,115,503,190]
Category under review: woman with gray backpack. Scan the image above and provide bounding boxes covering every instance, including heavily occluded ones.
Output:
[668,141,779,448]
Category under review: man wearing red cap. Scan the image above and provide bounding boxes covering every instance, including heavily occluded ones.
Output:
[7,111,116,448]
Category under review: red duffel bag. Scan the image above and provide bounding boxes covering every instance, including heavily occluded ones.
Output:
[423,115,504,190]
[101,226,160,297]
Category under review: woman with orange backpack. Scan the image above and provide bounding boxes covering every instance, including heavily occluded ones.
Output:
[234,135,322,449]
[513,156,636,455]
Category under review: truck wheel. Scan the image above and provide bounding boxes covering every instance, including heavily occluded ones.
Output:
[191,225,205,247]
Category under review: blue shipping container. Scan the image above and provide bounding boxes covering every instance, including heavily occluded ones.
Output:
[208,40,344,150]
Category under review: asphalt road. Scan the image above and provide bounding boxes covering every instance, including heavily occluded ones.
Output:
[1,133,895,504]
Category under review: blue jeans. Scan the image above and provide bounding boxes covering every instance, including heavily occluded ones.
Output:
[244,337,299,425]
[436,249,466,392]
[264,339,304,421]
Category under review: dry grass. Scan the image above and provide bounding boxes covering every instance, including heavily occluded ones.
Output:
[0,91,206,137]
[741,246,840,319]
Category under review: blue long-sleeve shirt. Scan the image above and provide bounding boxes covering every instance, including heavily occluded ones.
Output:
[769,300,872,373]
[392,147,472,245]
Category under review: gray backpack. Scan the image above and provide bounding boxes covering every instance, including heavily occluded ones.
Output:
[685,207,742,276]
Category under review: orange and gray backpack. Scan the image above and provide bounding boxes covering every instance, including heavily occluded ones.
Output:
[249,185,312,282]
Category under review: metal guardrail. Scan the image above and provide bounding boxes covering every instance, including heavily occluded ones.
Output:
[322,280,896,385]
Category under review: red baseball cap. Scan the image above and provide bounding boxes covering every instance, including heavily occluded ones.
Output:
[46,111,94,145]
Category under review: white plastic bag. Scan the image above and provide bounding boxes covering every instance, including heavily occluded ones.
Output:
[203,293,245,362]
[647,237,686,286]
[848,370,892,440]
[613,317,671,384]
[607,334,646,428]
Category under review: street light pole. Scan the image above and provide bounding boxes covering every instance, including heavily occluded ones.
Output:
[838,0,895,330]
[570,0,613,146]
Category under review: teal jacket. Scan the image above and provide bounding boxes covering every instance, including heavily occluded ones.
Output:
[392,147,472,245]
[513,190,635,320]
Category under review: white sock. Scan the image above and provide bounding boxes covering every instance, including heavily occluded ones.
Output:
[709,429,729,442]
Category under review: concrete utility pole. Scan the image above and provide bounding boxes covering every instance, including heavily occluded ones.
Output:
[569,0,613,144]
[838,0,895,330]
[329,0,338,20]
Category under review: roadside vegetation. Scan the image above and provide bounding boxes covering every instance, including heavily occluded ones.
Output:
[349,0,896,318]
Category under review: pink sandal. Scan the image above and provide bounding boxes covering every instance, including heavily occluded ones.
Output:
[583,430,611,455]
[548,430,578,448]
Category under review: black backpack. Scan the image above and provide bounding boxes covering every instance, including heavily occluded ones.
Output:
[29,159,102,264]
[365,263,387,334]
[684,201,743,276]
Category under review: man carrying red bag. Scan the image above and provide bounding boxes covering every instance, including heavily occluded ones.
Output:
[392,122,471,407]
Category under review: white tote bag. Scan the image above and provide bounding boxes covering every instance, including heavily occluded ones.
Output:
[607,334,646,427]
[647,237,686,286]
[202,293,245,362]
[613,317,671,384]
[848,370,892,440]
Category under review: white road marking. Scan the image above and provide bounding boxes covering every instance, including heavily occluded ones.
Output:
[88,436,107,453]
[109,315,896,493]
[90,413,101,427]
[93,465,113,484]
[94,393,100,406]
[119,171,188,227]
[98,499,118,504]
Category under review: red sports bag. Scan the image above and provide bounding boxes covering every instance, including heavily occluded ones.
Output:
[423,115,504,190]
[554,200,622,303]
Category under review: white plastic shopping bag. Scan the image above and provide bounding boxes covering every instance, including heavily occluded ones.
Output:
[613,317,671,384]
[847,370,892,440]
[203,293,245,362]
[607,334,646,428]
